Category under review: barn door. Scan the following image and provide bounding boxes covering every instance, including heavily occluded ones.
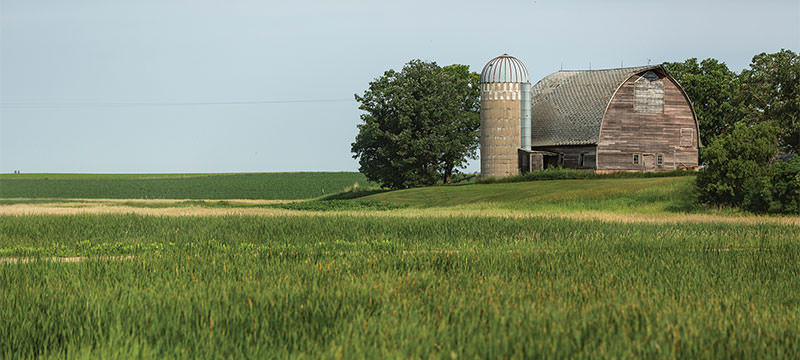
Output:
[642,154,656,171]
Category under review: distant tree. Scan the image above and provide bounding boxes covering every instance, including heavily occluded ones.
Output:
[663,58,742,144]
[738,49,800,153]
[352,60,480,189]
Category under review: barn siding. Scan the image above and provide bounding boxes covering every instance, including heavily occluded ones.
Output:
[596,72,699,171]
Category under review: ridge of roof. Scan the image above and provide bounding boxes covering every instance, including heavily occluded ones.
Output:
[554,65,661,73]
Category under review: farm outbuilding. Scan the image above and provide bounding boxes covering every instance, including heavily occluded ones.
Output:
[479,54,701,178]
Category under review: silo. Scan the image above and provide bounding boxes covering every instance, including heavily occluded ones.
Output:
[479,54,531,178]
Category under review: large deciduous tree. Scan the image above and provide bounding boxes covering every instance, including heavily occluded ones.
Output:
[673,50,800,214]
[351,60,480,189]
[739,49,800,153]
[663,58,742,144]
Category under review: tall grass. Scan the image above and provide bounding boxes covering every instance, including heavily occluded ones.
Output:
[1,214,798,358]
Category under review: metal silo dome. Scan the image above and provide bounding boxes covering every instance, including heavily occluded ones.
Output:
[480,54,530,83]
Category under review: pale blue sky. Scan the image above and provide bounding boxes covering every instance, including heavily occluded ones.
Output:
[1,0,798,173]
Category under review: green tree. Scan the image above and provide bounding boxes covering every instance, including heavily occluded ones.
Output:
[742,156,800,214]
[440,64,481,183]
[351,60,480,189]
[663,58,742,144]
[695,121,781,206]
[739,49,800,153]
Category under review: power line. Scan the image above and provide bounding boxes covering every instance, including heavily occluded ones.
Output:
[0,98,355,109]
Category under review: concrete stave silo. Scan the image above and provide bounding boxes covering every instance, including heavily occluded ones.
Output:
[479,54,531,178]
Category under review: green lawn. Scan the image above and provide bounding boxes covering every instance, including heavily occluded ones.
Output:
[0,172,368,200]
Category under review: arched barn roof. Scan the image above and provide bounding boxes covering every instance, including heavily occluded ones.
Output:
[530,65,663,146]
[480,54,530,83]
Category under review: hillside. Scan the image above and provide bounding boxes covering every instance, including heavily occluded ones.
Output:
[361,176,702,214]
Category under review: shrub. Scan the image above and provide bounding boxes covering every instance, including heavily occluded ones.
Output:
[742,156,800,214]
[477,167,694,184]
[695,122,780,206]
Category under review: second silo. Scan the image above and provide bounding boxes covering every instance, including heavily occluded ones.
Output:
[479,54,531,178]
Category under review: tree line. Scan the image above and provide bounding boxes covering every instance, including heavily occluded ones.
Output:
[665,49,799,214]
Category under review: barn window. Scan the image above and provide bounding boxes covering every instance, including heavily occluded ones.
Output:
[579,152,596,168]
[633,153,640,165]
[634,71,664,113]
[657,154,664,166]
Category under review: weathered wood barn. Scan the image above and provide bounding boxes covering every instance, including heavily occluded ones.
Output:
[479,55,701,178]
[528,64,701,172]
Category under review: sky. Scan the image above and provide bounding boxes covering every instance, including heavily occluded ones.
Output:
[1,0,798,174]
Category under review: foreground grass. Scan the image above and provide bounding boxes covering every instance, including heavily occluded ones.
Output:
[1,214,798,358]
[0,172,369,200]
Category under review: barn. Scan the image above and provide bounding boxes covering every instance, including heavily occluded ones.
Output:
[479,54,701,178]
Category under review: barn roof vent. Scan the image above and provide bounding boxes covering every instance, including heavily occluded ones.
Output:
[480,54,530,83]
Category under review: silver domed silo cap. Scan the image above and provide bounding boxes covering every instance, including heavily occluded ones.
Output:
[480,54,530,83]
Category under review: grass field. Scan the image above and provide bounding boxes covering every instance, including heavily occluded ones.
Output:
[0,172,369,200]
[364,176,702,213]
[1,174,799,358]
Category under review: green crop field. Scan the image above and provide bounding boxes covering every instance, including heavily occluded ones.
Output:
[0,172,369,200]
[1,174,799,358]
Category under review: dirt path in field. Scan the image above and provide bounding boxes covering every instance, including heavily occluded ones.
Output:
[1,200,799,226]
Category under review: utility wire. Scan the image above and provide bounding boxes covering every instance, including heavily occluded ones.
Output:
[0,98,355,109]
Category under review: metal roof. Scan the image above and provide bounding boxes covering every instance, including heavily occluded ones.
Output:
[480,54,530,83]
[529,65,661,147]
